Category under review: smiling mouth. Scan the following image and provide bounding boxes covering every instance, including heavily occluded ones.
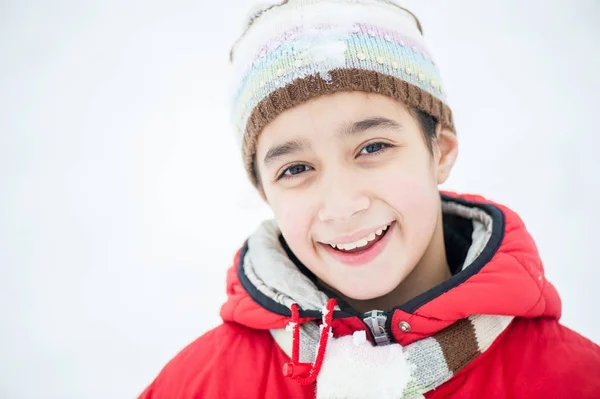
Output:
[327,223,393,254]
[321,221,396,267]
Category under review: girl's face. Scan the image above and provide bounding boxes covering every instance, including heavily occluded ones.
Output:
[255,92,457,301]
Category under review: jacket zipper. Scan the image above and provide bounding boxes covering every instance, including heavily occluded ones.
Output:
[362,310,391,346]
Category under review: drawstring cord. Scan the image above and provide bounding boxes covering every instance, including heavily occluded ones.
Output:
[283,298,337,385]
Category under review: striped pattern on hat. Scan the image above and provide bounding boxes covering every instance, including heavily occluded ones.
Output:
[230,0,455,187]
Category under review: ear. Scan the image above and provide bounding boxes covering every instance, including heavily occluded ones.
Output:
[434,125,459,184]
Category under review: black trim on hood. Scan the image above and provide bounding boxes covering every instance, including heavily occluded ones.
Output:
[236,194,505,318]
[398,194,505,313]
[237,242,293,317]
[236,240,355,319]
[279,235,362,315]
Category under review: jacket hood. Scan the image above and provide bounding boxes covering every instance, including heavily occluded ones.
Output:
[220,192,561,339]
[220,192,563,397]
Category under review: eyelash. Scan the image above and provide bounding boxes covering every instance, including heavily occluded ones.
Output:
[359,142,393,157]
[277,142,393,181]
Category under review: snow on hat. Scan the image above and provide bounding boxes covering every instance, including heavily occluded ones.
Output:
[230,0,454,187]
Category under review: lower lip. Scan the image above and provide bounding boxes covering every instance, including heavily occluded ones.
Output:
[322,222,396,267]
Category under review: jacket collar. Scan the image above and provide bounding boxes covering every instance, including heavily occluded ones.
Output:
[220,192,561,345]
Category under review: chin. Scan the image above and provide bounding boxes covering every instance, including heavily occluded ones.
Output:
[325,255,416,303]
[334,275,403,302]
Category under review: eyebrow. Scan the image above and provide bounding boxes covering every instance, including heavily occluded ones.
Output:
[262,117,402,166]
[263,138,311,166]
[342,117,403,137]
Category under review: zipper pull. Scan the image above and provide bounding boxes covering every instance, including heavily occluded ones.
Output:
[362,310,391,346]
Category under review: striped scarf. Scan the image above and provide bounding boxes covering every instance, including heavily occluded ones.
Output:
[274,313,513,398]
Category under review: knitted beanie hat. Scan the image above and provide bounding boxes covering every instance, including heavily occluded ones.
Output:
[230,0,454,187]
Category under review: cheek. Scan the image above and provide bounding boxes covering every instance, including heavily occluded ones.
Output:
[373,151,437,202]
[269,192,314,253]
[373,159,440,234]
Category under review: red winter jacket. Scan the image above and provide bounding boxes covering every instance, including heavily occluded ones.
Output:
[139,193,600,398]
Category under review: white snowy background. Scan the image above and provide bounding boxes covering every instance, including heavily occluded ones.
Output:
[1,0,599,397]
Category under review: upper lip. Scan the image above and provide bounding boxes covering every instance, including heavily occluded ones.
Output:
[321,222,393,245]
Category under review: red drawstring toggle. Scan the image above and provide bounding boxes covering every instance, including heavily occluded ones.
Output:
[282,298,337,385]
[282,362,312,378]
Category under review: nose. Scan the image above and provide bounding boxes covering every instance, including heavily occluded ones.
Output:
[317,172,370,223]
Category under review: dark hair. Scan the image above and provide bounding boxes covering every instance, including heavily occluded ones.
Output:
[252,107,438,189]
[411,107,438,154]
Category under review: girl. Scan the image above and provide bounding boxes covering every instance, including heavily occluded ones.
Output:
[140,1,600,397]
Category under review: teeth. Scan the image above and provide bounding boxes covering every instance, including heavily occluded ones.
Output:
[343,243,357,250]
[376,223,391,236]
[331,223,392,251]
